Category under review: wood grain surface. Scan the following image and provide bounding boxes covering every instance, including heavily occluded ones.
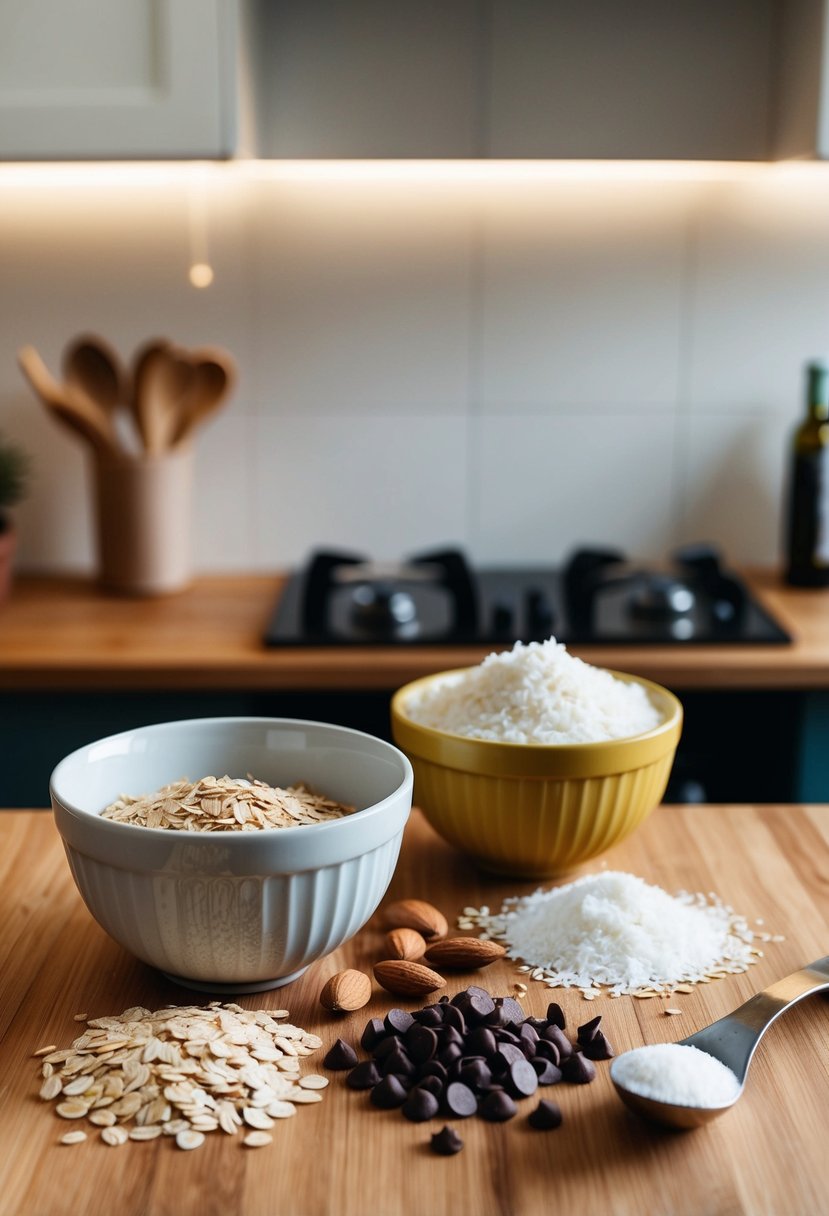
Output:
[0,805,827,1216]
[0,569,826,691]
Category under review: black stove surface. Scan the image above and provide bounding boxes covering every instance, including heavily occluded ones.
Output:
[263,545,791,648]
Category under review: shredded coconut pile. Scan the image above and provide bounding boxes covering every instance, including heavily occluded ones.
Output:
[405,638,662,744]
[465,870,763,997]
[611,1044,741,1108]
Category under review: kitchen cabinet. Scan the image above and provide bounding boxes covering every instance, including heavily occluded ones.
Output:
[253,0,775,161]
[486,0,773,161]
[774,0,829,158]
[1,805,828,1216]
[0,0,237,159]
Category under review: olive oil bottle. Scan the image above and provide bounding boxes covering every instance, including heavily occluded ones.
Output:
[785,360,829,586]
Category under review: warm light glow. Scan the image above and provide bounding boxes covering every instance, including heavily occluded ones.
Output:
[1,158,829,188]
[188,262,214,288]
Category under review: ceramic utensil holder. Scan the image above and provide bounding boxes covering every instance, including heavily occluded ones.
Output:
[93,448,193,595]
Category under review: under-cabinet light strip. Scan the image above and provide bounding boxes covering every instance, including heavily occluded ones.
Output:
[1,159,829,187]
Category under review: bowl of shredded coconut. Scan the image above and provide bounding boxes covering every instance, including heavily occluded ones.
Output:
[391,639,682,877]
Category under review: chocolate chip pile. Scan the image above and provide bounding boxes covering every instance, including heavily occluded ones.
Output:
[323,985,614,1152]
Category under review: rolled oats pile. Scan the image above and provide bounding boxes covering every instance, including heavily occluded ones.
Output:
[34,1002,327,1149]
[101,775,353,831]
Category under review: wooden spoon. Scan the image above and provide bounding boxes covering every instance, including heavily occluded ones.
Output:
[172,347,236,446]
[17,345,121,456]
[63,334,124,416]
[132,342,195,455]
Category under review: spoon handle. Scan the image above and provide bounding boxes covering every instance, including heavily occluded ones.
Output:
[680,955,829,1085]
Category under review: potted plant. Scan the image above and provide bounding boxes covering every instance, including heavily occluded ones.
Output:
[0,434,30,602]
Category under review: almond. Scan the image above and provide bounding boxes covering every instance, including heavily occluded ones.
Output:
[382,898,448,939]
[319,969,372,1013]
[423,937,507,969]
[385,927,426,961]
[373,960,446,997]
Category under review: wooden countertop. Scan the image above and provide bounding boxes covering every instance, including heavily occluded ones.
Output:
[1,804,827,1216]
[1,569,828,691]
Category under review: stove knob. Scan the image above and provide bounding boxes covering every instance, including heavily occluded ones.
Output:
[491,603,514,636]
[526,590,554,640]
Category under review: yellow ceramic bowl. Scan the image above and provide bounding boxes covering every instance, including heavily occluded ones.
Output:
[391,669,682,878]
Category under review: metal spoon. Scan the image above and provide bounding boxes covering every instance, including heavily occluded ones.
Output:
[610,955,829,1129]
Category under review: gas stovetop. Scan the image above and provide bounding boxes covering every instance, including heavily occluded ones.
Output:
[263,545,791,648]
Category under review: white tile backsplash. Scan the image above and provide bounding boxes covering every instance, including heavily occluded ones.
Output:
[251,412,469,566]
[688,178,829,411]
[1,170,827,574]
[472,412,679,564]
[676,410,793,566]
[251,180,472,416]
[477,183,690,412]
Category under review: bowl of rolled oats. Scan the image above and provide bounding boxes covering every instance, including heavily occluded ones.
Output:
[50,717,413,992]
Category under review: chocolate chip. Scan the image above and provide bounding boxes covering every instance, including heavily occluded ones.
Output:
[441,1004,467,1036]
[416,1075,445,1099]
[506,1058,538,1099]
[577,1015,602,1045]
[439,1026,465,1049]
[534,1039,561,1066]
[346,1060,381,1090]
[430,1125,463,1155]
[467,993,496,1023]
[415,1006,444,1028]
[381,1047,415,1078]
[439,1043,463,1068]
[444,1081,478,1118]
[545,1002,566,1030]
[519,1023,539,1046]
[528,1099,563,1130]
[459,1060,492,1091]
[385,1009,415,1036]
[465,1026,497,1058]
[494,1043,525,1070]
[561,1052,596,1084]
[360,1018,387,1051]
[402,1087,440,1123]
[582,1031,614,1061]
[532,1059,562,1086]
[370,1075,408,1109]
[466,985,494,1000]
[406,1025,438,1064]
[373,1035,401,1061]
[480,1090,517,1122]
[417,1060,447,1082]
[497,996,525,1026]
[483,1003,509,1029]
[542,1025,573,1059]
[524,1017,548,1032]
[495,1028,521,1046]
[323,1038,358,1070]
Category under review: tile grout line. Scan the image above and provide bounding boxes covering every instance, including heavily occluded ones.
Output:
[671,185,704,548]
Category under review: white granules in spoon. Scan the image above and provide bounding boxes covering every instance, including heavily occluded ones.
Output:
[611,1044,741,1108]
[465,871,766,997]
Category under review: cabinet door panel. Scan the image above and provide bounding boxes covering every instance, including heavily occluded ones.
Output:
[253,0,480,158]
[487,0,773,160]
[0,0,235,159]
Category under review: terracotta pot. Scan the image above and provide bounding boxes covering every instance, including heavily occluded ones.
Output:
[0,518,16,603]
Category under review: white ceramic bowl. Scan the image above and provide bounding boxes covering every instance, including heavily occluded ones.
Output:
[50,717,413,992]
